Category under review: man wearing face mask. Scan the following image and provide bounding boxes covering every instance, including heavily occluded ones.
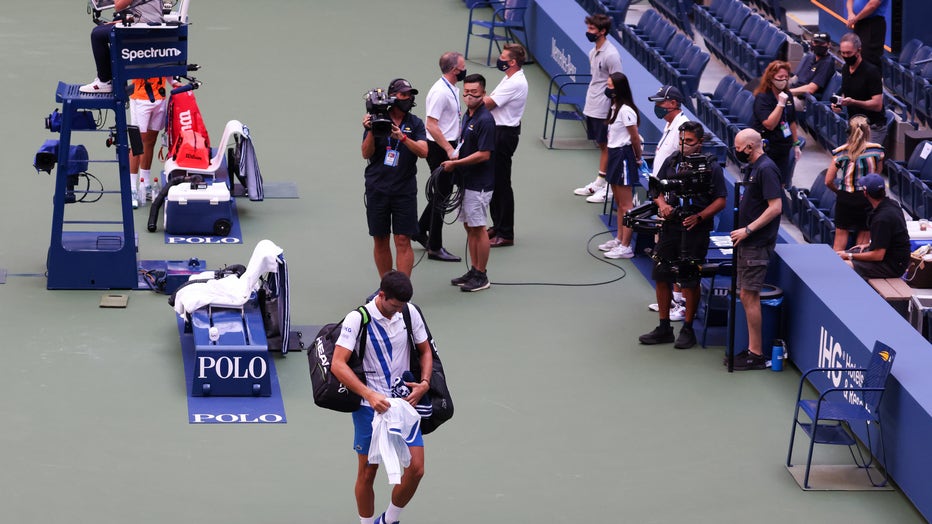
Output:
[574,13,623,203]
[729,129,782,371]
[639,122,727,350]
[484,43,529,248]
[833,32,886,146]
[362,78,429,278]
[414,52,467,263]
[788,33,836,111]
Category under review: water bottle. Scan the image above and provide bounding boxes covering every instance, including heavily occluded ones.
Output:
[771,339,785,372]
[150,176,161,202]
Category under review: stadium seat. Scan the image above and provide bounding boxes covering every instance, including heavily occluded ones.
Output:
[464,0,528,66]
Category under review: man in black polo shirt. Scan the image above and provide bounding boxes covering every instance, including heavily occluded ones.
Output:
[361,78,428,278]
[839,173,910,279]
[443,74,496,292]
[729,129,783,371]
[789,33,836,109]
[834,32,886,145]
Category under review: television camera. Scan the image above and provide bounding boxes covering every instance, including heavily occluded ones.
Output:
[365,88,396,138]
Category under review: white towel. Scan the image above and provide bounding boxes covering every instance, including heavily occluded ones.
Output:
[368,399,421,484]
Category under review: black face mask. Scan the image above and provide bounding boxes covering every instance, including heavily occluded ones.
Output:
[735,148,751,164]
[843,54,859,67]
[604,87,615,99]
[394,97,414,113]
[585,31,600,43]
[455,69,467,82]
[496,58,510,72]
[813,45,828,58]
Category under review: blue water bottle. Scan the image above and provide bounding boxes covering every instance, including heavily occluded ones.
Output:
[771,339,785,372]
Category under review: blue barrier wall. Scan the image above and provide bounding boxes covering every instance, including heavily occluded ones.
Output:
[774,244,932,519]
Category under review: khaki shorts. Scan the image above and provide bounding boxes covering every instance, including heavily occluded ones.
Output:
[737,244,774,292]
[457,189,492,228]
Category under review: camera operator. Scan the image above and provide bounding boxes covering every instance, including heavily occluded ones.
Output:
[361,79,428,278]
[80,0,164,93]
[639,122,726,350]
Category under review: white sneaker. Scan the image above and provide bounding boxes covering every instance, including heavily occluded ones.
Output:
[131,189,139,209]
[604,244,634,259]
[586,185,613,203]
[79,78,112,94]
[598,238,622,251]
[670,302,686,322]
[574,176,606,196]
[648,300,678,312]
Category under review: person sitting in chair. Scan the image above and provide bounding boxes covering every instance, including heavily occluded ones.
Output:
[837,173,910,279]
[80,0,164,94]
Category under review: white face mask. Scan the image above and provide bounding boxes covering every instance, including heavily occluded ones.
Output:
[773,79,788,91]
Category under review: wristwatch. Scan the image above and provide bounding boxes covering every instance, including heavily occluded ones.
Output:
[745,226,753,235]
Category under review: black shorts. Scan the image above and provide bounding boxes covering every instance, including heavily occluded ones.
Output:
[651,224,712,288]
[365,190,418,237]
[833,190,870,231]
[586,116,609,144]
[737,244,774,292]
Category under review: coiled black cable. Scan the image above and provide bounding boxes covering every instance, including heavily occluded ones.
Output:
[424,165,463,222]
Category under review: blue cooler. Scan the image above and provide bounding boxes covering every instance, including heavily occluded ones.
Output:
[164,182,233,236]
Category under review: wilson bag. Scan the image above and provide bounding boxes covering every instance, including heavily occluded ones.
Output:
[403,304,454,434]
[164,90,211,169]
[308,306,370,412]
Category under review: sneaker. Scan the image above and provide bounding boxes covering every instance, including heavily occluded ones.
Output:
[598,238,622,251]
[460,270,490,292]
[639,325,675,345]
[585,185,613,203]
[574,176,606,196]
[79,78,112,94]
[604,244,634,259]
[375,513,399,524]
[669,302,686,321]
[131,189,139,209]
[674,325,697,349]
[451,267,477,286]
[723,349,747,366]
[733,350,768,371]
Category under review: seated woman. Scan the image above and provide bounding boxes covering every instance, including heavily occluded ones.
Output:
[80,0,164,94]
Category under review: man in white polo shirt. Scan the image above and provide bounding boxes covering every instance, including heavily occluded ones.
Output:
[484,43,529,248]
[415,51,467,263]
[574,13,623,204]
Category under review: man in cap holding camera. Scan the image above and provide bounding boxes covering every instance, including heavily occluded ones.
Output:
[838,173,910,279]
[729,129,782,371]
[362,79,428,278]
[639,122,726,349]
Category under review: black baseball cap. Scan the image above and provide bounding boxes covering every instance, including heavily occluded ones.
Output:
[812,33,830,44]
[388,78,419,95]
[648,85,685,103]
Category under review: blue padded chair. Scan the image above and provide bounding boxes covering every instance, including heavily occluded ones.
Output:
[464,0,528,66]
[899,46,932,110]
[678,50,710,100]
[542,73,592,149]
[883,38,922,88]
[786,342,896,489]
[603,0,631,28]
[698,261,733,347]
[887,139,931,199]
[888,41,927,99]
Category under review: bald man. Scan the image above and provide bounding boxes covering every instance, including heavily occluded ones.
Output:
[729,129,783,370]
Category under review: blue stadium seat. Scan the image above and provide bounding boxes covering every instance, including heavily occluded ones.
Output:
[883,38,923,94]
[896,45,932,109]
[464,0,528,66]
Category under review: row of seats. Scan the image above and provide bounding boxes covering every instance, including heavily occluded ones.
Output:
[788,172,837,246]
[464,0,527,67]
[801,72,847,150]
[744,0,787,30]
[693,0,787,81]
[694,75,752,162]
[882,39,932,126]
[646,0,691,35]
[576,0,630,30]
[887,139,932,219]
[619,10,709,103]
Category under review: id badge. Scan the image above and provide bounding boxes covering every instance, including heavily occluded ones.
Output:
[384,148,399,167]
[452,141,462,158]
[780,121,791,138]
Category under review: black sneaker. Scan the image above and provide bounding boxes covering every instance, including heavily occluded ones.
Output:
[451,267,477,286]
[460,270,490,292]
[723,349,748,366]
[733,350,768,371]
[674,325,697,349]
[639,326,675,345]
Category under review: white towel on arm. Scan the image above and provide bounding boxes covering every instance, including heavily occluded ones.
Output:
[368,399,422,484]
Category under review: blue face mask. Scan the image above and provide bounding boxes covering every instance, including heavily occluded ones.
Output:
[604,87,615,99]
[496,58,510,72]
[654,104,672,119]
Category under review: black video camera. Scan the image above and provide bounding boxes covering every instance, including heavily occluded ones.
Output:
[830,94,841,105]
[622,201,661,233]
[365,88,396,138]
[648,154,715,200]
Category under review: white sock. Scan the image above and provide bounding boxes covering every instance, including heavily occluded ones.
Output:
[140,169,151,187]
[673,291,684,303]
[359,516,375,524]
[597,171,606,179]
[384,503,404,523]
[130,172,139,191]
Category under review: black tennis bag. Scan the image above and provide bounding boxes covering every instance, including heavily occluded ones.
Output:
[308,306,370,412]
[403,304,454,434]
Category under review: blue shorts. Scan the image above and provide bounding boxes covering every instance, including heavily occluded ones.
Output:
[605,145,638,186]
[586,116,609,144]
[352,405,424,455]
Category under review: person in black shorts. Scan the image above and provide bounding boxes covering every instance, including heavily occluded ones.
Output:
[839,173,910,279]
[361,79,428,278]
[639,122,727,350]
